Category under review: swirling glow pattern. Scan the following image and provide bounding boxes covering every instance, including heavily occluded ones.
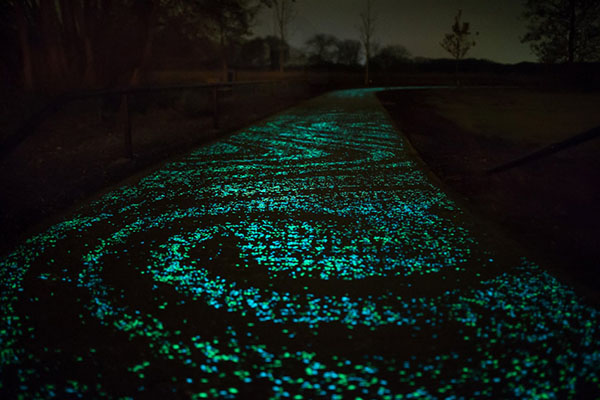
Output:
[1,88,599,399]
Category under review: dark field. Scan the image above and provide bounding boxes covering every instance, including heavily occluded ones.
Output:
[378,88,600,301]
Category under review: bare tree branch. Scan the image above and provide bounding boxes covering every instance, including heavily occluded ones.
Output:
[440,9,477,86]
[359,0,376,85]
[271,0,296,73]
[522,0,600,63]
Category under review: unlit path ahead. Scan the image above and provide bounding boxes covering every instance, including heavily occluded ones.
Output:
[1,88,599,398]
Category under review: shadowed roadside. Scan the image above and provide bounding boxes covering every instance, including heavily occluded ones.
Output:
[377,88,600,300]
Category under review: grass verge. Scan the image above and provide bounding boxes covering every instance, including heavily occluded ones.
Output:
[378,87,600,301]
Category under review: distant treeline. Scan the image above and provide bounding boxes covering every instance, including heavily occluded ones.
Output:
[1,0,599,93]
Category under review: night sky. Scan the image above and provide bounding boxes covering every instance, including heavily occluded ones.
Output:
[255,0,535,64]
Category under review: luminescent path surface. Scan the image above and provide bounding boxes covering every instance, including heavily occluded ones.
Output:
[1,88,599,399]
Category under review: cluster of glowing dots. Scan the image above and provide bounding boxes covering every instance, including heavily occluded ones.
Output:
[1,88,599,399]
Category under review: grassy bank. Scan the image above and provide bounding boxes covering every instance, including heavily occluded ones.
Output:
[421,89,600,144]
[0,81,319,255]
[378,88,600,300]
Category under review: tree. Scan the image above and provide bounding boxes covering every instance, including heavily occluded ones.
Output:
[372,45,412,71]
[440,9,477,85]
[255,35,287,69]
[267,0,296,73]
[2,0,177,90]
[239,37,270,68]
[521,0,600,63]
[359,0,376,85]
[336,39,362,66]
[1,0,268,90]
[195,0,262,82]
[305,33,339,65]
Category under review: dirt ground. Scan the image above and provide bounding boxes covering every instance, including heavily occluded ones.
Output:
[0,84,315,255]
[378,88,600,301]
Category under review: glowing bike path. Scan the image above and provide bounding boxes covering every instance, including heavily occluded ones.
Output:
[1,88,599,398]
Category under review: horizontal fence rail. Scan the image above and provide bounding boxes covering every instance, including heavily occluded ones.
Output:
[0,79,312,159]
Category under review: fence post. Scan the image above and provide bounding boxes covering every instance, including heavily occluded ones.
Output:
[212,87,219,130]
[122,94,133,159]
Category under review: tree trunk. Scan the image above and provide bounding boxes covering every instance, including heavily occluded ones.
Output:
[15,3,33,90]
[278,4,286,74]
[568,0,576,63]
[220,27,228,82]
[364,45,370,86]
[221,55,229,82]
[115,1,158,156]
[59,0,79,78]
[455,36,461,86]
[128,2,157,87]
[80,1,96,87]
[40,0,69,87]
[82,36,96,86]
[455,56,460,86]
[279,44,285,74]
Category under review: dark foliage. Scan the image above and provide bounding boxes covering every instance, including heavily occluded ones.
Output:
[371,45,412,72]
[0,0,266,91]
[522,0,600,63]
